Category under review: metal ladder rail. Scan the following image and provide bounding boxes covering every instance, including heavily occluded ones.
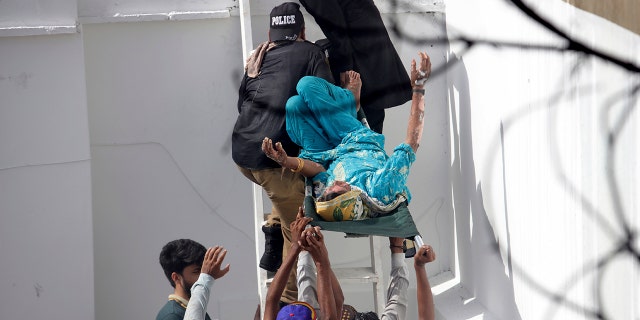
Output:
[237,0,269,317]
[253,184,270,320]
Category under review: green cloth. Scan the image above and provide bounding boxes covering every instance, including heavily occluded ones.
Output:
[305,194,420,238]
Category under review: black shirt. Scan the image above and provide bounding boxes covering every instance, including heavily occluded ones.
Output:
[232,40,332,170]
[300,0,412,111]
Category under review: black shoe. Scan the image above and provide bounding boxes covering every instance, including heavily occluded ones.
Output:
[260,225,284,272]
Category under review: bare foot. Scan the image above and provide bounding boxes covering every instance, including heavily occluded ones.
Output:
[342,70,361,110]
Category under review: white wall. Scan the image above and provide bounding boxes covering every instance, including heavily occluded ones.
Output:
[82,1,449,318]
[2,0,638,319]
[443,0,639,319]
[0,0,77,28]
[0,1,94,320]
[83,17,262,320]
[78,0,237,18]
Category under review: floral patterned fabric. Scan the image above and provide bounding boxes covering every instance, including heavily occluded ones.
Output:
[315,190,368,221]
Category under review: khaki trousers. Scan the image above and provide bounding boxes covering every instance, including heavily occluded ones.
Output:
[238,166,305,304]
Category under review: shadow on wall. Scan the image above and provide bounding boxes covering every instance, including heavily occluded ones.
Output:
[446,52,523,319]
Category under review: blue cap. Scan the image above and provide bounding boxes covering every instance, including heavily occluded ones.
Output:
[276,301,316,320]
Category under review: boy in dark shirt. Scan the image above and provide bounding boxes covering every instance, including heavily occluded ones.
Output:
[156,239,212,320]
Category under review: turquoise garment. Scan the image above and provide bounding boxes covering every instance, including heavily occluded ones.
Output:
[286,76,415,205]
[286,76,362,152]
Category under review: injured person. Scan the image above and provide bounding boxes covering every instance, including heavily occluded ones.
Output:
[262,51,431,221]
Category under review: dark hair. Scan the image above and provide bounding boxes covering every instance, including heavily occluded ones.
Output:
[319,189,347,202]
[159,239,206,287]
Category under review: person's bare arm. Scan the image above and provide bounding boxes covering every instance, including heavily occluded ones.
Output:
[405,52,431,153]
[414,245,436,320]
[302,228,338,320]
[262,137,326,177]
[328,268,344,317]
[263,243,300,320]
[264,209,313,320]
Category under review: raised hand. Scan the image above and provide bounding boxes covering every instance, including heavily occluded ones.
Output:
[410,52,432,88]
[414,245,436,267]
[290,206,313,248]
[201,246,230,279]
[301,227,330,267]
[414,244,436,320]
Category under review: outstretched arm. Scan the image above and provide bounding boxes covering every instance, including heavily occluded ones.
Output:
[327,265,344,316]
[184,246,230,320]
[377,237,410,319]
[414,245,436,320]
[297,215,344,315]
[301,228,339,320]
[263,242,301,320]
[405,52,432,153]
[264,209,313,320]
[262,137,326,177]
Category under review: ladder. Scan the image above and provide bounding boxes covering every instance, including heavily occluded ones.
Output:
[253,184,270,320]
[254,184,386,318]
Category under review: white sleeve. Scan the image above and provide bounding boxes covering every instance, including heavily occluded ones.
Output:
[184,273,215,320]
[380,253,409,320]
[297,251,320,311]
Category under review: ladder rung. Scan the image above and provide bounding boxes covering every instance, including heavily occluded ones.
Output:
[333,267,380,283]
[264,267,379,286]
